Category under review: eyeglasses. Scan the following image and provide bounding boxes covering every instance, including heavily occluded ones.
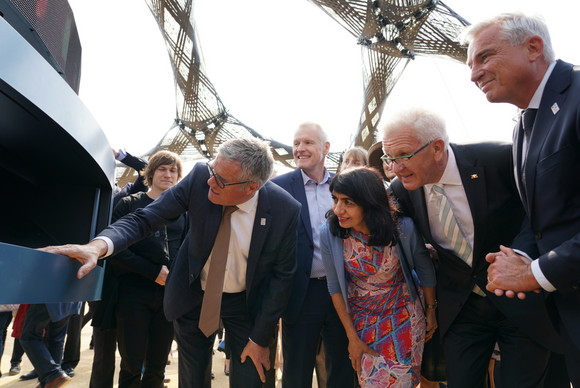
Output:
[381,140,434,167]
[206,162,253,189]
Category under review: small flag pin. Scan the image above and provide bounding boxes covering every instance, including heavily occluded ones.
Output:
[551,103,560,115]
[260,218,266,226]
[471,174,478,179]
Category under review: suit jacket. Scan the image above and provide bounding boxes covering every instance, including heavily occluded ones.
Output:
[271,168,334,324]
[512,59,580,349]
[99,163,301,346]
[391,142,561,352]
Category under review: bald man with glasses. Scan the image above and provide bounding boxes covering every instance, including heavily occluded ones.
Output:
[382,107,561,388]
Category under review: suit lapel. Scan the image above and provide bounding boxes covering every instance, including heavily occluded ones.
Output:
[289,169,313,244]
[524,60,571,213]
[453,144,487,270]
[245,184,272,293]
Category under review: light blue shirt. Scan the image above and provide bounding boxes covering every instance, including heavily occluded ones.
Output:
[301,168,333,278]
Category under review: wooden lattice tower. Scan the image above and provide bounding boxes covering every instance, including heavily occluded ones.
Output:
[117,0,468,187]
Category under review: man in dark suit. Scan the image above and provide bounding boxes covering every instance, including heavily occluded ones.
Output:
[272,122,354,388]
[42,137,301,388]
[383,107,561,387]
[463,12,580,384]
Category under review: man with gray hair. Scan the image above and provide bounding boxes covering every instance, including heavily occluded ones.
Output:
[462,12,580,384]
[43,137,301,388]
[384,107,560,387]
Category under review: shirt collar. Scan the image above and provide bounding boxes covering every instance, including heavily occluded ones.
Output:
[300,168,331,185]
[235,189,259,214]
[528,61,556,109]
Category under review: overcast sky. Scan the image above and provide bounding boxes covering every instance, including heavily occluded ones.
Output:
[68,0,580,156]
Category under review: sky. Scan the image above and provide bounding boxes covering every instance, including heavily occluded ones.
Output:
[67,0,580,157]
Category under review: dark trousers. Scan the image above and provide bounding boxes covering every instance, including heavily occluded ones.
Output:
[10,336,25,367]
[116,283,173,388]
[19,304,69,386]
[0,311,12,369]
[443,293,550,388]
[89,327,117,388]
[174,291,267,388]
[282,278,354,388]
[62,304,84,370]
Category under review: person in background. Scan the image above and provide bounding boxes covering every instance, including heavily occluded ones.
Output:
[462,11,580,386]
[0,304,19,378]
[272,123,355,388]
[108,150,185,387]
[367,141,396,184]
[340,146,368,172]
[321,167,437,387]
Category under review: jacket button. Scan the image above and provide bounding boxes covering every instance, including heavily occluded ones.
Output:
[534,232,542,239]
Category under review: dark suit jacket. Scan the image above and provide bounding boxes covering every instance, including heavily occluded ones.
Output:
[271,168,333,324]
[512,59,580,350]
[99,163,301,347]
[391,142,561,351]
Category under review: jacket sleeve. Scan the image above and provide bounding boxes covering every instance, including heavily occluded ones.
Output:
[400,217,436,287]
[320,222,343,296]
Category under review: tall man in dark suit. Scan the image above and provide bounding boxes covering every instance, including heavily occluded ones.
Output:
[272,122,353,388]
[463,12,580,384]
[272,123,354,388]
[42,137,301,388]
[383,107,560,387]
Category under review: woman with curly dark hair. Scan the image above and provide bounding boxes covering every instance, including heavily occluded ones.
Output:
[320,167,437,387]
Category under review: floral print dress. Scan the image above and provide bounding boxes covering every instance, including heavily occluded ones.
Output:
[344,230,425,387]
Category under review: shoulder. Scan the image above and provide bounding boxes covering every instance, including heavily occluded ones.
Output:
[452,142,512,165]
[262,181,301,209]
[271,169,299,186]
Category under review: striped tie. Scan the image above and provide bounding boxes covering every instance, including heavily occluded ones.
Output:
[432,185,473,266]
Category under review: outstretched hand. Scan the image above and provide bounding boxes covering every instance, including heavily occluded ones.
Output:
[39,239,107,279]
[486,245,541,299]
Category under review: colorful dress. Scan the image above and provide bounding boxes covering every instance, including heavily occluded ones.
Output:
[344,230,425,387]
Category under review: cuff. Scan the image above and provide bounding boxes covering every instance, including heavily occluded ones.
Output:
[531,259,556,292]
[93,236,114,258]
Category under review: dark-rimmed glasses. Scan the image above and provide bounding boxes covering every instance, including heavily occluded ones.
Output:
[381,140,434,167]
[206,162,252,189]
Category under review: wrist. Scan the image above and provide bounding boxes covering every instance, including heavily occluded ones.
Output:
[425,300,437,309]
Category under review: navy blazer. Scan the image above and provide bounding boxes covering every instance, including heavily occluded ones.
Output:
[99,163,301,346]
[391,142,562,352]
[271,168,334,324]
[512,60,580,350]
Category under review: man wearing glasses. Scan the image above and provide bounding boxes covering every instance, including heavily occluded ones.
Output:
[42,137,301,388]
[383,107,561,387]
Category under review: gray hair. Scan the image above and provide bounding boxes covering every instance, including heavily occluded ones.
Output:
[297,122,329,145]
[217,137,274,188]
[380,107,448,149]
[461,12,554,63]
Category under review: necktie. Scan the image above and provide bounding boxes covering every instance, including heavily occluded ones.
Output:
[521,108,538,163]
[198,205,238,337]
[432,185,472,266]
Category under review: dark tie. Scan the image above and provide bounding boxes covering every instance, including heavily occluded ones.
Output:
[520,108,538,197]
[521,108,538,159]
[198,205,238,337]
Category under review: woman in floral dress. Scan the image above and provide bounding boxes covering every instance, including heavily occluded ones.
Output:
[320,167,437,387]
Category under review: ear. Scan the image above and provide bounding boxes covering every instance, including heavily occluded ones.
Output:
[431,138,447,161]
[526,35,544,62]
[245,182,260,195]
[323,141,330,157]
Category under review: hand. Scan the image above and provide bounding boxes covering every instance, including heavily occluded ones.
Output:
[424,308,437,342]
[347,336,379,373]
[425,243,439,262]
[240,339,270,383]
[155,265,169,285]
[38,240,107,279]
[486,245,541,299]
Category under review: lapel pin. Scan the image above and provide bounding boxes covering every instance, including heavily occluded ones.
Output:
[551,103,560,115]
[260,218,266,226]
[471,174,478,179]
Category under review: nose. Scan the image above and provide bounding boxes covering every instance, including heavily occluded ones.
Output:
[470,64,482,84]
[390,161,405,174]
